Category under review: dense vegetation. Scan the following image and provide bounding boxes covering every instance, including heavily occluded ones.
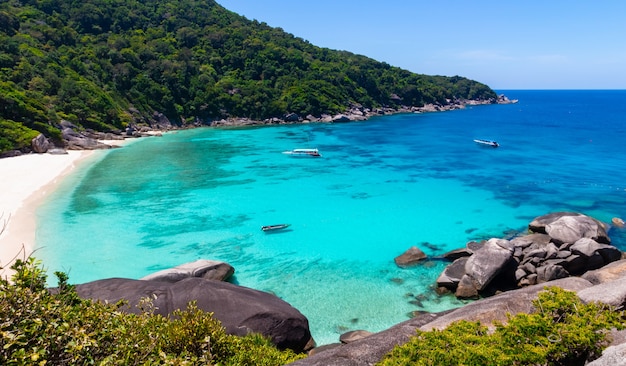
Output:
[0,258,305,365]
[0,0,496,153]
[378,287,625,365]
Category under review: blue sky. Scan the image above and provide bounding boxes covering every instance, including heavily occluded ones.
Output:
[217,1,626,90]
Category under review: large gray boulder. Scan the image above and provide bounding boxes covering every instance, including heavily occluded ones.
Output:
[436,257,468,290]
[463,238,514,291]
[530,212,610,244]
[587,344,626,366]
[31,133,50,153]
[582,259,626,285]
[570,238,622,265]
[140,259,234,282]
[74,277,313,352]
[578,275,626,309]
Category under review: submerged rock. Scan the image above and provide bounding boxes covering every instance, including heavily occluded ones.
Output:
[394,246,427,267]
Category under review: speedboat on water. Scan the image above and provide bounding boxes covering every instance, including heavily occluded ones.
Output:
[261,224,291,232]
[473,139,499,148]
[282,148,322,157]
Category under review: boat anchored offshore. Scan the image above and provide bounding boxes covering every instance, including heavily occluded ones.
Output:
[473,139,500,148]
[282,148,322,157]
[261,224,291,232]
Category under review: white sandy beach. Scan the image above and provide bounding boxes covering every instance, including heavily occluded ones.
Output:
[0,137,150,279]
[0,151,96,278]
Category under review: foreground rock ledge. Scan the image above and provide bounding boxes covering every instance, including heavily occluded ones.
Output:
[290,261,626,365]
[74,277,313,353]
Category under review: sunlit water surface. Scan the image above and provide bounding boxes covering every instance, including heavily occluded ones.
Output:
[37,90,626,345]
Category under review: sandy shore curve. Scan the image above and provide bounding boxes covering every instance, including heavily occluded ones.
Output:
[0,151,96,279]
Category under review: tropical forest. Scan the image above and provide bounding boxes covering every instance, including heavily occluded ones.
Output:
[0,0,496,153]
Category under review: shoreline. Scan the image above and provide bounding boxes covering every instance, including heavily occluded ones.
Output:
[0,142,129,280]
[0,151,94,278]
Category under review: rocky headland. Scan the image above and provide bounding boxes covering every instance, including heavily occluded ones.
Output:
[4,95,517,158]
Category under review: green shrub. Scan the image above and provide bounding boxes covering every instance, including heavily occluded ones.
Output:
[378,287,625,366]
[0,119,40,153]
[0,258,306,365]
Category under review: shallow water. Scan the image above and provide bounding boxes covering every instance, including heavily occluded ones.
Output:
[36,90,626,345]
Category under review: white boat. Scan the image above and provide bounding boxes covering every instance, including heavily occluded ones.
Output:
[262,224,291,232]
[282,148,322,157]
[473,139,499,148]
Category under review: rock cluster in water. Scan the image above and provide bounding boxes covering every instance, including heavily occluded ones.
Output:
[437,212,623,299]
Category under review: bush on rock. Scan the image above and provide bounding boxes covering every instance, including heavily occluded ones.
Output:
[0,258,305,365]
[377,287,625,365]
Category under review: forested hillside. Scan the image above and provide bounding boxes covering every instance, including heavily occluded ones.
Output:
[0,0,496,153]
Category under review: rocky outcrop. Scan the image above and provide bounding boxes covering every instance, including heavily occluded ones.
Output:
[140,259,235,282]
[528,212,610,244]
[424,277,593,331]
[61,120,117,150]
[74,277,313,353]
[31,133,50,153]
[582,259,626,285]
[462,238,515,292]
[291,276,603,365]
[210,96,509,128]
[394,246,427,267]
[436,212,622,298]
[289,311,452,366]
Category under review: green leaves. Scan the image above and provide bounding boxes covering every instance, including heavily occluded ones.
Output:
[378,287,625,365]
[0,0,496,153]
[0,258,305,365]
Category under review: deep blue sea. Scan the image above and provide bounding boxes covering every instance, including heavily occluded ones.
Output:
[35,90,626,345]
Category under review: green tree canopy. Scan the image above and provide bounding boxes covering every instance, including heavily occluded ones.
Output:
[0,0,497,153]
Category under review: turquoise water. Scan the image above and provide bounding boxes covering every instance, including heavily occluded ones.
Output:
[36,90,626,345]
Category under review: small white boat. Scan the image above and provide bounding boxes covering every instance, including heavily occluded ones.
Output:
[473,139,499,148]
[262,224,291,232]
[282,148,322,157]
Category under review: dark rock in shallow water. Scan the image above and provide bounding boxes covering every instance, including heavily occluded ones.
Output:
[394,246,427,267]
[340,330,373,344]
[74,277,313,352]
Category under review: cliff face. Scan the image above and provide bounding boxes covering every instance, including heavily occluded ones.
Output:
[0,0,496,153]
